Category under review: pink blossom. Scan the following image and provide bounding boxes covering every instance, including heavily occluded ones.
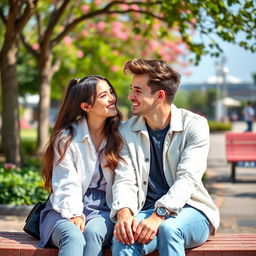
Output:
[120,4,129,11]
[82,29,89,37]
[113,50,119,55]
[95,0,101,6]
[118,32,128,41]
[4,163,18,170]
[97,21,106,31]
[64,36,72,45]
[77,50,84,58]
[190,18,197,25]
[131,4,139,11]
[153,22,161,30]
[89,23,95,29]
[162,54,173,62]
[183,71,192,77]
[111,65,119,72]
[173,46,184,55]
[142,50,147,57]
[82,5,89,13]
[180,61,188,67]
[112,21,123,30]
[149,41,159,51]
[134,35,141,40]
[32,43,39,50]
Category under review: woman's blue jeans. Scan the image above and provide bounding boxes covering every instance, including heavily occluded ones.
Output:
[112,205,212,256]
[49,214,113,256]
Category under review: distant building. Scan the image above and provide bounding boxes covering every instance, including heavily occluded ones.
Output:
[180,82,256,102]
[180,77,256,121]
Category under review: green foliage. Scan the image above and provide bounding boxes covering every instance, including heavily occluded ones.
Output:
[0,167,48,205]
[20,128,37,155]
[161,0,256,63]
[17,46,38,96]
[174,88,217,120]
[208,121,232,131]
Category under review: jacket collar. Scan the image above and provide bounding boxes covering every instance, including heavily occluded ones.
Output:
[132,104,184,133]
[72,117,90,143]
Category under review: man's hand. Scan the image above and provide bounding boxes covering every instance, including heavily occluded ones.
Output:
[70,216,85,232]
[114,208,138,245]
[134,212,164,244]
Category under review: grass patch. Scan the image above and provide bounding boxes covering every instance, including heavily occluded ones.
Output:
[21,128,37,141]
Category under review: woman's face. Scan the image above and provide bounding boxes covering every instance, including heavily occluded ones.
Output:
[85,79,117,119]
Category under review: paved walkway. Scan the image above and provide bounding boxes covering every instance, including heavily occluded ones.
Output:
[0,121,255,233]
[206,121,256,233]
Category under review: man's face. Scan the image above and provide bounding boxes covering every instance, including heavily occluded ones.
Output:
[128,74,158,117]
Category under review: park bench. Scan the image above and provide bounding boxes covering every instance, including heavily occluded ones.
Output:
[225,132,256,182]
[0,232,256,256]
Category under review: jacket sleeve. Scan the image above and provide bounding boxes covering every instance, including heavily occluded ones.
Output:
[50,139,85,221]
[110,141,139,222]
[155,117,210,213]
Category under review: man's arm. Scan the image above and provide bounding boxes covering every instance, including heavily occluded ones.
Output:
[155,116,210,213]
[133,211,165,244]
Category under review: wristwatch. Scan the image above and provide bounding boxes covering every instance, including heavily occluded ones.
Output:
[155,207,170,219]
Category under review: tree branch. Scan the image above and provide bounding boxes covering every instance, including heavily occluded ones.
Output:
[51,1,164,46]
[5,0,17,38]
[20,33,38,58]
[51,59,61,76]
[16,0,38,34]
[42,0,70,46]
[0,7,7,25]
[35,11,42,41]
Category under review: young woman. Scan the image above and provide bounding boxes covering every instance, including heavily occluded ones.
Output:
[39,75,123,256]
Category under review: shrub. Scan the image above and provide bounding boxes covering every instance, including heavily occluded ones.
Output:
[0,167,48,205]
[208,121,232,132]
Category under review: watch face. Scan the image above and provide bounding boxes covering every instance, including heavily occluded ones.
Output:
[157,207,167,216]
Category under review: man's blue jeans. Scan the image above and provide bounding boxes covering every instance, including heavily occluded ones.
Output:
[112,205,212,256]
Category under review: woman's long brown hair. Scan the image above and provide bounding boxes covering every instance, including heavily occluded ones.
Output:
[42,75,123,192]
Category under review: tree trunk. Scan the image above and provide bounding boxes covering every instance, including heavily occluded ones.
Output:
[0,39,22,165]
[36,52,53,154]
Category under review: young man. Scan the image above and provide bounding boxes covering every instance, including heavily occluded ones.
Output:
[111,59,220,256]
[243,101,255,132]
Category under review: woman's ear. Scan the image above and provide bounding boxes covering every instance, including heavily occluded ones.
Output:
[80,102,91,112]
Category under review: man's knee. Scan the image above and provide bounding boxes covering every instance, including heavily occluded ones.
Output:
[158,220,182,240]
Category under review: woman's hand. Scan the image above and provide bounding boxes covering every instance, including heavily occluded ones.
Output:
[114,208,138,245]
[70,216,85,232]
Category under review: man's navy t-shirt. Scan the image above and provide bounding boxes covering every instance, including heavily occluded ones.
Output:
[142,124,170,210]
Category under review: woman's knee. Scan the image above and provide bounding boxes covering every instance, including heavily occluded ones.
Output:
[60,227,85,247]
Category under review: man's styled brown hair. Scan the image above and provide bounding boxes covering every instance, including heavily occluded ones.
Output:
[124,59,181,103]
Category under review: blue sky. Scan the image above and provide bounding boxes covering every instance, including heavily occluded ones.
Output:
[181,40,256,84]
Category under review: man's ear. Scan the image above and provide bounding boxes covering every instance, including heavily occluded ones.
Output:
[157,90,166,102]
[80,102,91,112]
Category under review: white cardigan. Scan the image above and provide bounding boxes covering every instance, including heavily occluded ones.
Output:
[50,118,113,221]
[111,105,220,233]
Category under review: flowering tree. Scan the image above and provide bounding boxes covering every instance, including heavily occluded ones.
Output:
[0,0,38,165]
[21,0,190,154]
[1,0,255,162]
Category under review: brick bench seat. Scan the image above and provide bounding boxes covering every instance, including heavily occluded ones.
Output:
[0,232,256,256]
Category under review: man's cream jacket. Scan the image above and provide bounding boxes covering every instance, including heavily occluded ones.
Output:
[111,105,220,233]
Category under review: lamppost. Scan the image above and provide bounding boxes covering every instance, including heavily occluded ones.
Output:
[215,55,228,122]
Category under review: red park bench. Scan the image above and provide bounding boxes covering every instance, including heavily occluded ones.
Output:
[0,232,256,256]
[225,132,256,182]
